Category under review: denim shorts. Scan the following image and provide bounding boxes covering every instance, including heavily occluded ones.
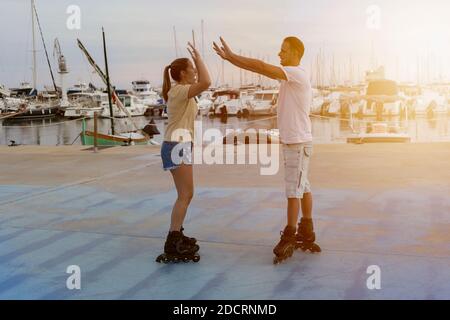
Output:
[161,141,193,171]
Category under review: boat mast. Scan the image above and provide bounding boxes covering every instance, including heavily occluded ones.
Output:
[239,50,243,87]
[77,38,141,133]
[102,27,115,135]
[201,20,205,59]
[31,0,37,89]
[173,26,179,58]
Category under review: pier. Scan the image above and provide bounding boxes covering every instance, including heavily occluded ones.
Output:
[0,143,449,299]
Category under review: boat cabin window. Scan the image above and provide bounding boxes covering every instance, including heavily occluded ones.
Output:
[119,96,132,107]
[255,93,276,101]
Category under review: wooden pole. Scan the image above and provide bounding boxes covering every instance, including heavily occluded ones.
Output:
[94,112,98,153]
[102,27,115,135]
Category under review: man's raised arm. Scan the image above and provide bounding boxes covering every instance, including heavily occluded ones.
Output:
[213,37,287,81]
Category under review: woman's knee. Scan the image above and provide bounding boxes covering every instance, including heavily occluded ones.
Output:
[178,190,194,204]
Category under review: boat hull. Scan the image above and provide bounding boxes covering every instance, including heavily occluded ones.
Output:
[8,106,59,120]
[81,130,149,146]
[347,134,411,144]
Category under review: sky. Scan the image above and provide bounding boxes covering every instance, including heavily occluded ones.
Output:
[1,0,450,90]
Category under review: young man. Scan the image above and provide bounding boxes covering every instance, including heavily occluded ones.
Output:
[214,36,321,264]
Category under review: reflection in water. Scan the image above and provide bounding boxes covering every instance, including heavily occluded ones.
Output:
[1,115,450,146]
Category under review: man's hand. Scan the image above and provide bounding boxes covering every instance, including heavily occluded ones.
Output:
[213,36,287,81]
[213,37,234,61]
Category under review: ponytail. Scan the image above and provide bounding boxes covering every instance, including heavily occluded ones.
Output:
[162,58,190,102]
[162,65,171,102]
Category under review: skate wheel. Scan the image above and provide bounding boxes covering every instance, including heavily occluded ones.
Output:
[193,255,200,263]
[156,256,169,264]
[183,257,190,263]
[287,246,295,258]
[173,257,180,264]
[311,244,322,253]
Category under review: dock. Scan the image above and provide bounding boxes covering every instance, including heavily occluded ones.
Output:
[0,143,449,299]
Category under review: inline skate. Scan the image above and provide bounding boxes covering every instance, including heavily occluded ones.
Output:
[296,218,321,253]
[156,231,200,264]
[273,226,297,265]
[180,226,198,248]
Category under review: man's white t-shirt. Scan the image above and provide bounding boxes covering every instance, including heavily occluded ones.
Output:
[277,66,313,144]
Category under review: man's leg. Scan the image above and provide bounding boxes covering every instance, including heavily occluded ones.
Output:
[301,192,313,220]
[287,198,300,228]
[287,192,312,228]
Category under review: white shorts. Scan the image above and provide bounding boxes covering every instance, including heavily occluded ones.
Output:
[283,142,313,199]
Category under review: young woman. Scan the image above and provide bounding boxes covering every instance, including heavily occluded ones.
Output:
[156,43,211,264]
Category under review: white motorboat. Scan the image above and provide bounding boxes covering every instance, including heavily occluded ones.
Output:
[9,82,37,98]
[212,89,240,116]
[100,94,147,118]
[131,80,161,107]
[64,92,109,118]
[67,82,92,96]
[362,80,404,117]
[412,89,448,117]
[0,97,27,112]
[347,122,411,144]
[197,91,214,116]
[0,85,11,97]
[214,89,253,117]
[218,98,243,116]
[243,90,278,116]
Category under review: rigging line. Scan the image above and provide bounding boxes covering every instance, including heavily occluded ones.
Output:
[32,2,57,92]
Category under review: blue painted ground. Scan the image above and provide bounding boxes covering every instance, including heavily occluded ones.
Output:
[0,183,449,299]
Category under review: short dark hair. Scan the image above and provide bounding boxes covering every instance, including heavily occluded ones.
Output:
[283,37,305,60]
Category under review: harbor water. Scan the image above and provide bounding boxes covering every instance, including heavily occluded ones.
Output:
[1,115,450,146]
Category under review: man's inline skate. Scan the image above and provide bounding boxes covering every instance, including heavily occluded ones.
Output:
[273,226,297,265]
[295,218,321,253]
[180,226,198,247]
[156,231,200,264]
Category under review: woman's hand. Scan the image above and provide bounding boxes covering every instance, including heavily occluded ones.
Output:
[213,37,234,61]
[187,42,201,62]
[187,42,212,99]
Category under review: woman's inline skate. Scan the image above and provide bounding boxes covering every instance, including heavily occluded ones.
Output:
[156,231,200,264]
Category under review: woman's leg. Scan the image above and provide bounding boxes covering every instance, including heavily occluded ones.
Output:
[169,164,194,232]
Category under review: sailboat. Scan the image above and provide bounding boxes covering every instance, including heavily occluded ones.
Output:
[8,0,60,120]
[78,29,152,146]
